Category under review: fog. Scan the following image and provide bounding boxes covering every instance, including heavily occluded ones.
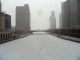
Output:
[2,0,66,30]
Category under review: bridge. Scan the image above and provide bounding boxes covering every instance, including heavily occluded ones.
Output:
[31,30,50,32]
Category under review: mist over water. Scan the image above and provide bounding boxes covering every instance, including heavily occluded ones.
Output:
[2,0,66,30]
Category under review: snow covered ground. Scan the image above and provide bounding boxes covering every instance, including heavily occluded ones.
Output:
[0,32,80,60]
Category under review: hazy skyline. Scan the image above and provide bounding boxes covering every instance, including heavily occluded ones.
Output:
[2,0,66,30]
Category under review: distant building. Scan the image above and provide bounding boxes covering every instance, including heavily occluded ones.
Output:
[0,0,2,12]
[50,11,56,29]
[0,13,5,30]
[0,0,14,39]
[5,14,11,29]
[24,4,30,31]
[0,12,11,31]
[16,4,30,33]
[59,13,62,28]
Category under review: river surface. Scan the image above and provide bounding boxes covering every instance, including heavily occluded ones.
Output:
[0,32,80,60]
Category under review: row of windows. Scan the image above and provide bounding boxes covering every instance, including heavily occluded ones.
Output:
[0,32,13,39]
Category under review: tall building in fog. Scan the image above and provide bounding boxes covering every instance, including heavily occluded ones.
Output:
[16,4,30,33]
[61,0,80,29]
[59,13,62,28]
[0,13,11,31]
[0,0,2,12]
[61,1,70,29]
[69,0,80,28]
[50,11,56,29]
[0,0,11,31]
[5,14,11,29]
[0,13,5,30]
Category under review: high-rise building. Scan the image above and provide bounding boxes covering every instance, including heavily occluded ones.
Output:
[50,11,56,29]
[61,1,70,29]
[0,13,11,31]
[5,14,11,29]
[0,0,11,31]
[24,4,30,31]
[0,12,11,30]
[61,0,80,29]
[71,0,80,28]
[59,13,62,28]
[0,13,5,30]
[16,4,30,33]
[69,0,78,28]
[0,0,2,12]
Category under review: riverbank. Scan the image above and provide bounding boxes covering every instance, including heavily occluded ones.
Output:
[0,33,32,44]
[49,33,80,43]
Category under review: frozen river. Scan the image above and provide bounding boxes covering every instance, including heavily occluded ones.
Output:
[0,32,80,60]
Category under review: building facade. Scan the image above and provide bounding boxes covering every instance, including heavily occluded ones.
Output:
[0,13,5,30]
[59,13,62,28]
[16,4,30,33]
[0,13,11,31]
[50,11,56,29]
[61,0,80,29]
[0,0,2,12]
[0,0,13,39]
[61,1,70,29]
[5,14,11,29]
[69,0,78,28]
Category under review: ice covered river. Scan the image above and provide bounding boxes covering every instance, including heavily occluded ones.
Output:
[0,32,80,60]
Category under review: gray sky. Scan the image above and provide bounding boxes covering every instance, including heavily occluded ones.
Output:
[2,0,66,30]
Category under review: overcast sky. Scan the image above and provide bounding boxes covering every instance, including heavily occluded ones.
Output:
[2,0,66,30]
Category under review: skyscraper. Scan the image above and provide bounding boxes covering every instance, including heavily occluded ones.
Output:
[5,14,11,29]
[59,13,62,28]
[0,0,1,12]
[50,11,56,29]
[61,1,70,29]
[61,0,80,29]
[0,0,11,31]
[0,13,11,31]
[0,13,5,30]
[24,4,30,31]
[16,4,30,33]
